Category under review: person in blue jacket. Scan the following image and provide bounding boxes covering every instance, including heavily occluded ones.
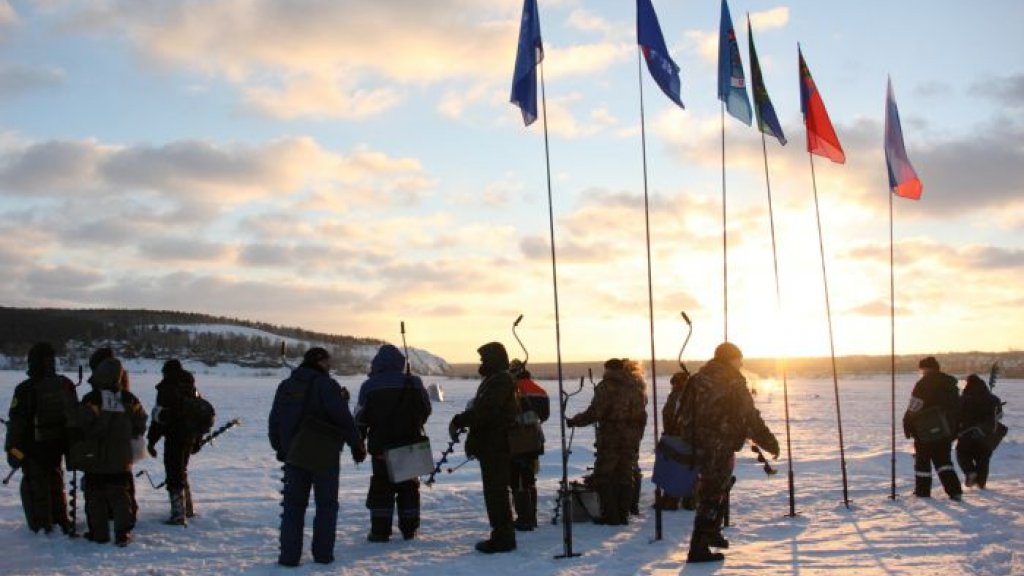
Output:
[268,347,366,567]
[355,344,431,542]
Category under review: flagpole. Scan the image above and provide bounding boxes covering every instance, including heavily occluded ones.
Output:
[761,132,796,516]
[538,60,579,563]
[889,188,897,501]
[807,152,850,508]
[636,47,663,542]
[720,103,729,342]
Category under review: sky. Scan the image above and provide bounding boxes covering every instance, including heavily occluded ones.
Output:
[0,0,1022,364]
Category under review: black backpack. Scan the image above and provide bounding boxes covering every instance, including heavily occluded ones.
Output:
[180,394,216,436]
[33,375,74,442]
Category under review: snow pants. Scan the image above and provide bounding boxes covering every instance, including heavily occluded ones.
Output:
[956,435,992,488]
[162,433,195,492]
[279,463,339,565]
[19,443,69,533]
[478,453,514,545]
[913,439,962,498]
[366,456,421,538]
[83,472,133,541]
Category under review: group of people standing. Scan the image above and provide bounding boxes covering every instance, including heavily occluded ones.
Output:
[902,356,1006,501]
[4,343,214,546]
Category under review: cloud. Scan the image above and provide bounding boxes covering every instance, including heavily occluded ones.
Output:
[0,1,15,26]
[243,73,404,120]
[566,8,612,34]
[972,73,1024,109]
[749,7,790,30]
[0,136,432,211]
[0,65,64,99]
[137,237,232,263]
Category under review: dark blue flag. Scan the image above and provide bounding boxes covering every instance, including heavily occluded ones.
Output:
[717,0,751,124]
[510,0,543,126]
[747,16,786,145]
[637,0,684,108]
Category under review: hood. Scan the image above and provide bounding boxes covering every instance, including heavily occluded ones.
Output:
[963,374,990,397]
[370,344,406,375]
[90,357,125,392]
[477,341,510,376]
[27,342,56,378]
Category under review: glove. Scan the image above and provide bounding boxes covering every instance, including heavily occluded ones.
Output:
[762,434,780,460]
[340,386,351,403]
[566,416,579,428]
[449,414,465,441]
[351,441,367,464]
[147,443,158,459]
[7,447,24,469]
[191,439,204,455]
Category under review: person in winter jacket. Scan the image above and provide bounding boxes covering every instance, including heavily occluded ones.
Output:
[677,343,779,563]
[956,373,1002,489]
[902,356,962,500]
[566,358,647,526]
[268,347,366,567]
[77,357,148,546]
[507,359,549,531]
[623,359,649,517]
[449,342,518,553]
[4,342,78,534]
[146,359,205,525]
[355,344,431,542]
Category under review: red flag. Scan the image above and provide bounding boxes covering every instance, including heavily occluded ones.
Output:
[798,46,845,164]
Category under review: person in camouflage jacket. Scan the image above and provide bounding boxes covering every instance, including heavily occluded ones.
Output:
[677,343,779,563]
[567,358,647,525]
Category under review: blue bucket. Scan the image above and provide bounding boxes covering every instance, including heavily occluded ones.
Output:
[652,434,700,498]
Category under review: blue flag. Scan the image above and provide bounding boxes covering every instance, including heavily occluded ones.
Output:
[510,0,543,126]
[637,0,684,108]
[746,16,786,144]
[717,0,751,125]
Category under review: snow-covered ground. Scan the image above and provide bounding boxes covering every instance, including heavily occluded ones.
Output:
[0,368,1020,575]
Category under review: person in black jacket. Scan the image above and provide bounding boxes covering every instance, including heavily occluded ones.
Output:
[507,360,549,531]
[268,347,366,567]
[77,357,148,546]
[902,356,962,500]
[956,374,1002,489]
[355,344,431,542]
[146,359,203,525]
[4,342,78,534]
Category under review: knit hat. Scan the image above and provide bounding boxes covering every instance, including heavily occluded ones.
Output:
[162,359,184,374]
[304,347,331,364]
[918,356,940,371]
[603,358,624,371]
[714,342,743,362]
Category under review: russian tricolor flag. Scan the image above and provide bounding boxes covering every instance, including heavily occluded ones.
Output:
[884,77,923,200]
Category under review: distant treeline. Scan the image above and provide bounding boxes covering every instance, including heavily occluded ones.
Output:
[0,306,386,374]
[449,352,1023,381]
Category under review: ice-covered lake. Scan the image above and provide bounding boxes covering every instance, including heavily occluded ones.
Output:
[1,368,1021,575]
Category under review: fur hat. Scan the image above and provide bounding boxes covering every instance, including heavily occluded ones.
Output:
[918,356,940,371]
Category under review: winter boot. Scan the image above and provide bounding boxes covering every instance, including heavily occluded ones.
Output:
[184,481,195,518]
[964,472,977,488]
[937,467,963,500]
[631,469,642,515]
[596,484,620,525]
[513,490,535,531]
[616,483,633,525]
[687,517,725,563]
[367,511,392,542]
[166,490,187,526]
[705,530,730,549]
[475,537,516,554]
[913,474,932,498]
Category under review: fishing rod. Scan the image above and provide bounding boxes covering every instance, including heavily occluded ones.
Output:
[551,376,585,525]
[751,445,778,476]
[988,362,1001,391]
[400,321,411,375]
[512,314,528,366]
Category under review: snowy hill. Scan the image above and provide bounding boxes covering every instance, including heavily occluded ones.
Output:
[0,308,452,376]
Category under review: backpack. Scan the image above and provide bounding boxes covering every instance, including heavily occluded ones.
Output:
[180,394,215,436]
[33,375,73,442]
